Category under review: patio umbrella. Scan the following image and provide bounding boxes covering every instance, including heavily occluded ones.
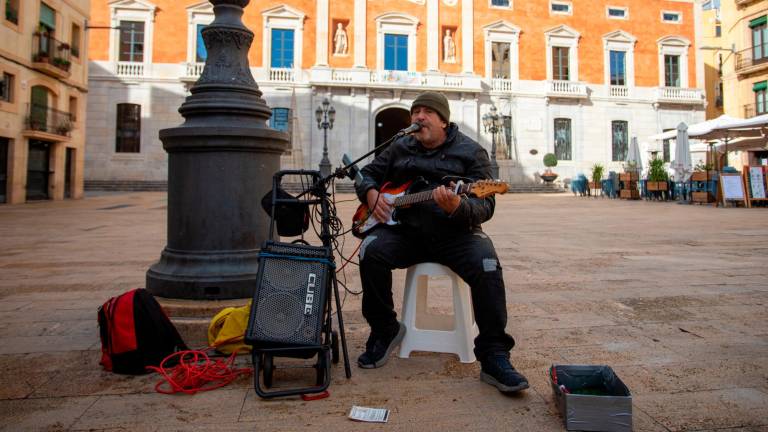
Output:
[671,122,692,182]
[626,136,643,172]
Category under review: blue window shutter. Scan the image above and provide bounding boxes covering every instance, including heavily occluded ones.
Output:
[385,34,394,70]
[40,3,56,29]
[196,24,207,62]
[396,35,407,70]
[271,29,295,68]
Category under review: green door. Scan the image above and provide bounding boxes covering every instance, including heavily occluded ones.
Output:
[30,86,48,132]
[65,147,73,198]
[26,140,50,200]
[0,138,8,203]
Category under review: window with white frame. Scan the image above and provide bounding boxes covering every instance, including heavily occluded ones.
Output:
[375,13,418,71]
[270,107,291,133]
[544,25,580,81]
[606,6,627,20]
[119,21,144,62]
[661,11,681,23]
[657,36,689,88]
[109,0,156,65]
[603,30,636,88]
[483,21,521,81]
[187,2,213,65]
[550,0,572,15]
[262,5,305,71]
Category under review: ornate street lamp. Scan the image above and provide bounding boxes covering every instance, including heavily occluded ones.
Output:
[316,97,335,177]
[482,105,502,179]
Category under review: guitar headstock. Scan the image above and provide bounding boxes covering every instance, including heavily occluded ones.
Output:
[467,180,508,198]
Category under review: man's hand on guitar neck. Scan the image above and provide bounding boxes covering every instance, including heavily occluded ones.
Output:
[433,183,461,215]
[366,188,393,223]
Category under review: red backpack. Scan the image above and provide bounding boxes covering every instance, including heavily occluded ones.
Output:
[98,289,188,375]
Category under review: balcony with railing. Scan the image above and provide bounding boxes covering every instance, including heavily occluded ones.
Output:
[22,103,73,141]
[735,46,768,75]
[546,80,588,99]
[180,62,205,82]
[115,61,145,78]
[31,32,71,79]
[309,68,482,91]
[609,85,629,98]
[655,87,704,104]
[490,78,515,92]
[743,103,767,118]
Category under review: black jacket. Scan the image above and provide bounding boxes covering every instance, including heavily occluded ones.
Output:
[355,122,496,235]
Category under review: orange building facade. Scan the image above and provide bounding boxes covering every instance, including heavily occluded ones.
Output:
[86,0,706,187]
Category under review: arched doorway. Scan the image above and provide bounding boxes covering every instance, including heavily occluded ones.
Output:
[374,107,410,156]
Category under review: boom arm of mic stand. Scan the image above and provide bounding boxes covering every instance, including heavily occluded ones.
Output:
[329,133,402,184]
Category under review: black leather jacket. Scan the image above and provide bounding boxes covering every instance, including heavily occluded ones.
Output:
[355,122,496,235]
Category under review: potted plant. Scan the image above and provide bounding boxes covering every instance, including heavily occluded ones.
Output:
[56,120,73,135]
[541,153,558,183]
[53,57,71,71]
[646,157,669,192]
[589,163,604,191]
[691,162,715,181]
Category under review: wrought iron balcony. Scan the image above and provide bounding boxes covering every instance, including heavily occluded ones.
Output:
[655,87,704,104]
[31,32,71,78]
[23,103,73,139]
[735,46,768,75]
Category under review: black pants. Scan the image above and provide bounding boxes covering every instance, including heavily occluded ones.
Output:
[358,225,515,360]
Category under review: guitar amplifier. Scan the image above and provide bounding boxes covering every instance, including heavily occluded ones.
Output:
[245,241,331,348]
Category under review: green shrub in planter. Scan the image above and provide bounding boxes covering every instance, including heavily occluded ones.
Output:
[543,153,558,173]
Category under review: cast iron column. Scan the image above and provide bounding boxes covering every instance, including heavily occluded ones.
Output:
[146,0,289,300]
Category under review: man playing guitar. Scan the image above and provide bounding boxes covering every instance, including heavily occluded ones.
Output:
[354,91,529,394]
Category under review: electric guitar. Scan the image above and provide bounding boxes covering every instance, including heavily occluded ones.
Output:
[351,179,508,238]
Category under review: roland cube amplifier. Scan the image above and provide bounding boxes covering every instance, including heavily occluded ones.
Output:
[245,241,331,347]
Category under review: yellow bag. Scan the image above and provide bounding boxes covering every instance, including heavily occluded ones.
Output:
[207,302,252,354]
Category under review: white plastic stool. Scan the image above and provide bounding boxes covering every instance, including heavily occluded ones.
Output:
[398,263,479,363]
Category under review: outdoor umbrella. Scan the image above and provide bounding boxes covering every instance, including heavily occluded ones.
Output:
[671,122,692,182]
[626,136,643,172]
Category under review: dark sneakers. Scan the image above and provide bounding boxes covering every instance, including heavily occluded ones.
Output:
[357,322,406,369]
[480,352,529,393]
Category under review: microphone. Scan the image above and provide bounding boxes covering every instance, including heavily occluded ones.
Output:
[397,122,422,136]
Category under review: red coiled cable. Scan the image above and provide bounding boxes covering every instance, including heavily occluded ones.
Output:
[147,339,253,395]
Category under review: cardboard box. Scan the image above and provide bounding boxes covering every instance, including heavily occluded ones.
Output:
[550,365,632,432]
[619,172,638,182]
[692,191,714,203]
[646,181,668,191]
[619,189,639,199]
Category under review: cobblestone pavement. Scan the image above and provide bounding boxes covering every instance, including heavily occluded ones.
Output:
[0,192,766,431]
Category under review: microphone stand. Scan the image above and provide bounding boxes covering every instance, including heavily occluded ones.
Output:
[297,128,408,200]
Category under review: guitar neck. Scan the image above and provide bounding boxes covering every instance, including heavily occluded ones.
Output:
[392,184,470,208]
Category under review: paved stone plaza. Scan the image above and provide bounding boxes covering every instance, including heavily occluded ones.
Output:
[0,192,766,431]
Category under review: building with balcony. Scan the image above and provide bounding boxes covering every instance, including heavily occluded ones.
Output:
[85,0,705,188]
[0,0,88,204]
[717,0,767,166]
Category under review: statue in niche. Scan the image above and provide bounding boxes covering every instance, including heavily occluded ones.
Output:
[333,23,348,56]
[443,29,456,63]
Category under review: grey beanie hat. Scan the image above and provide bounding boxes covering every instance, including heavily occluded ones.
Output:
[411,92,450,123]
